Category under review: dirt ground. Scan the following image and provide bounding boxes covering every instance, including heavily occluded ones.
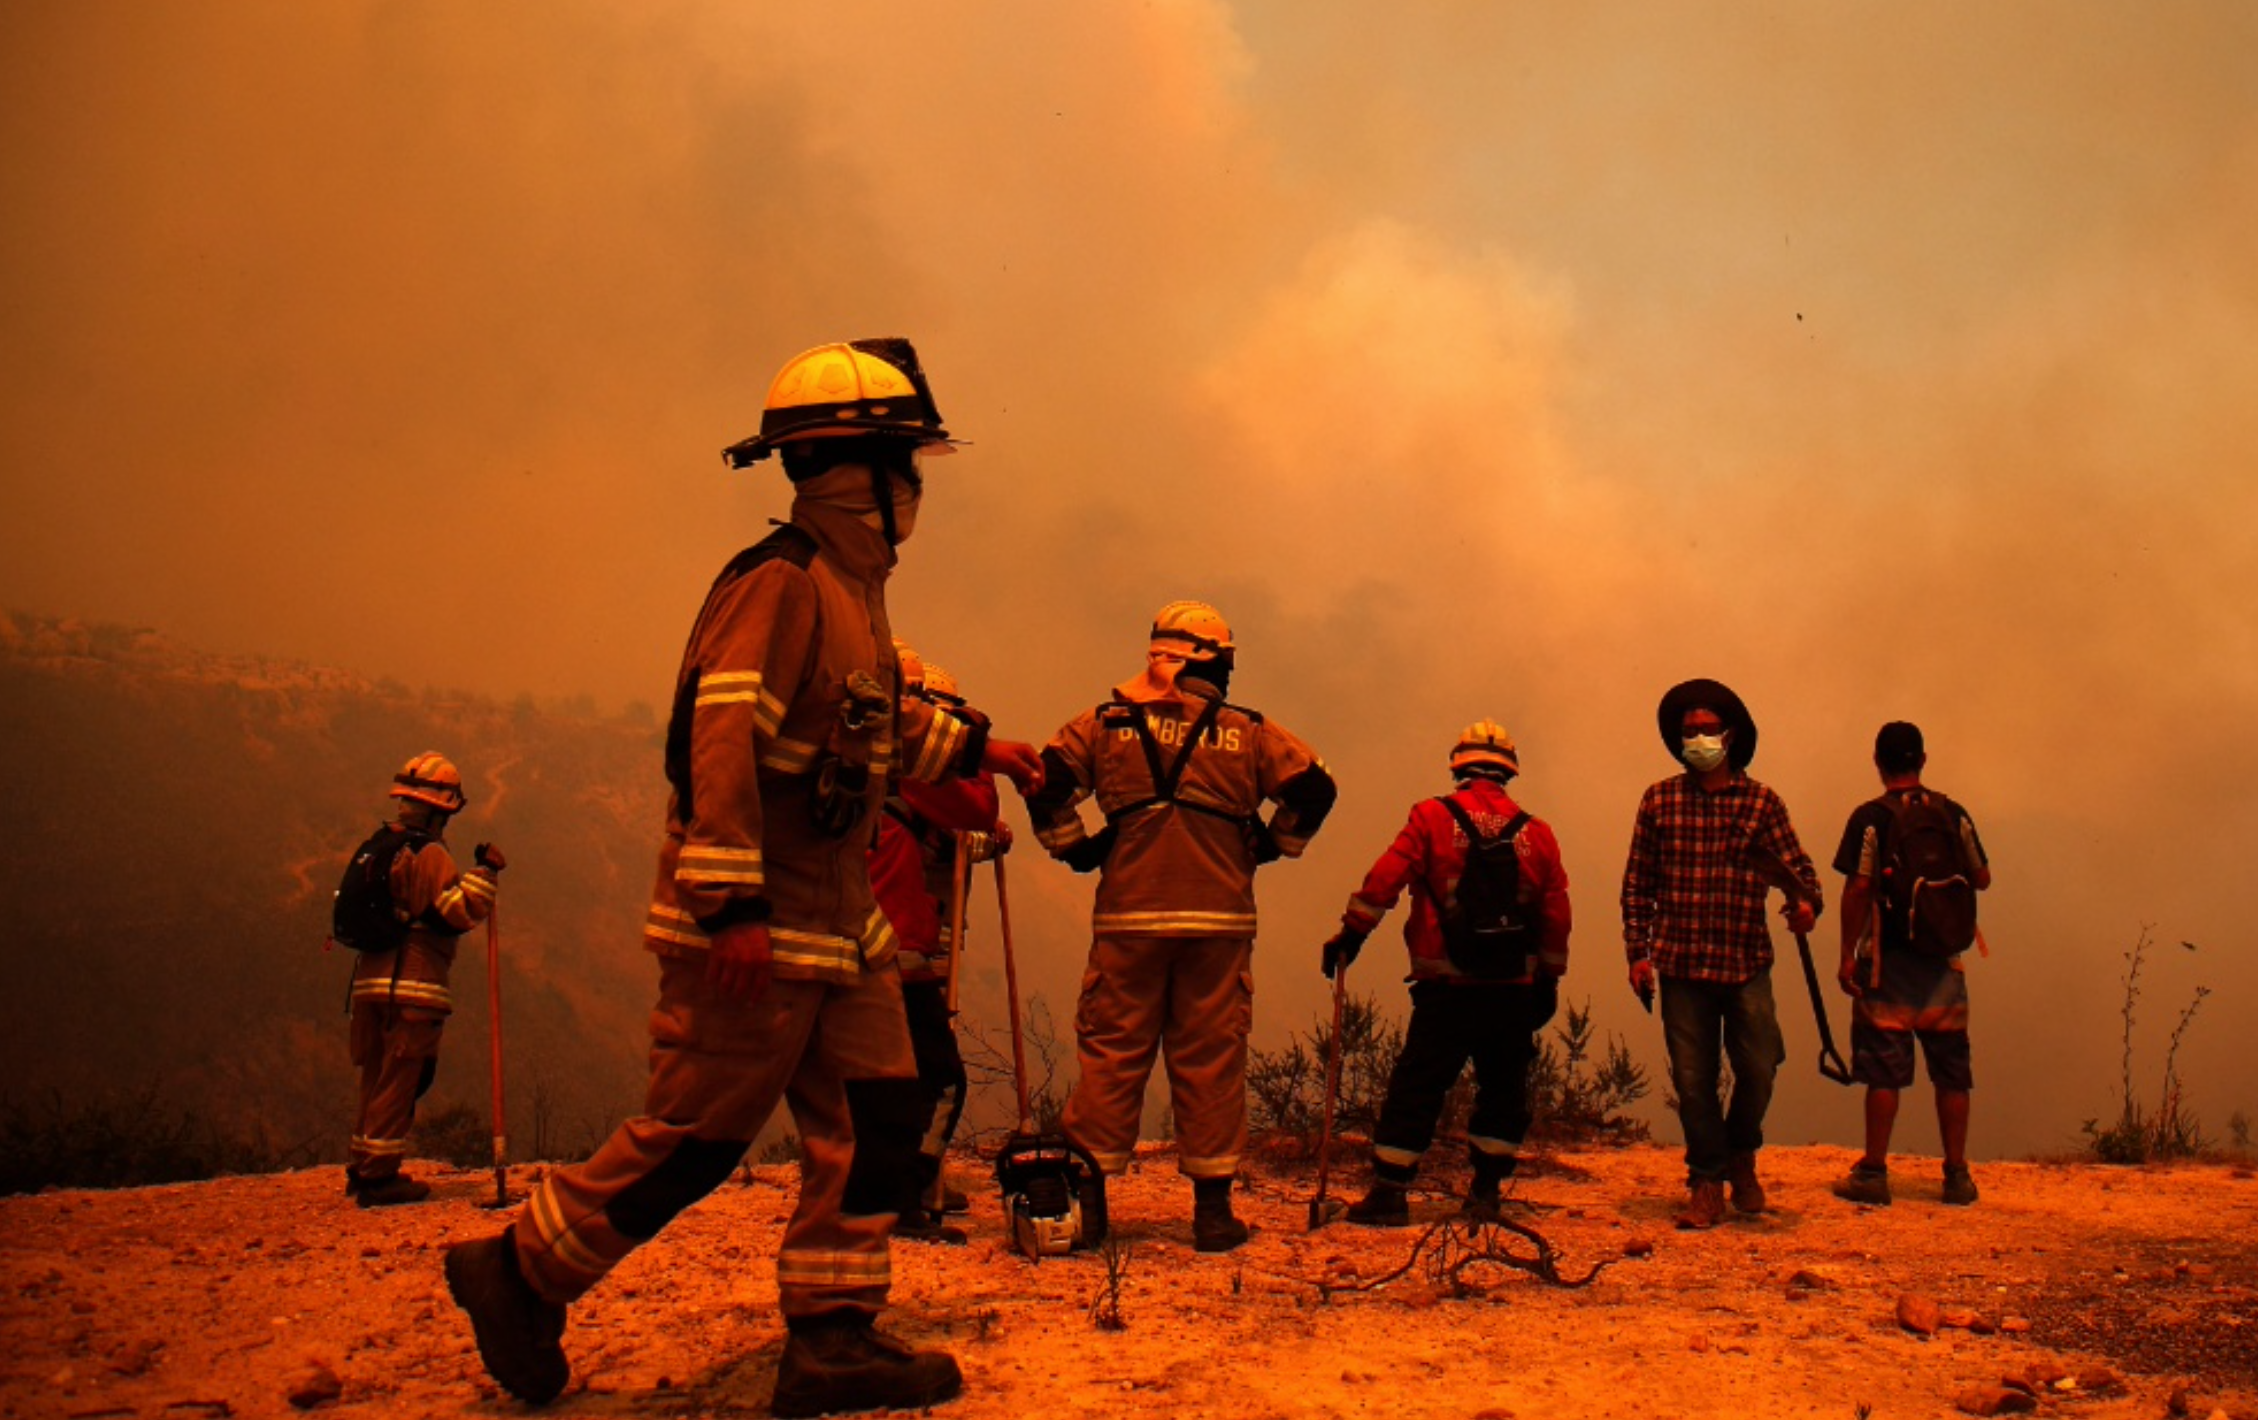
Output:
[5,1143,2255,1420]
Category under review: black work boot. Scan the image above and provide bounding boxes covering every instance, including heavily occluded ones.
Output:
[356,1174,431,1208]
[1346,1181,1411,1227]
[1463,1155,1516,1223]
[771,1314,962,1418]
[343,1167,363,1197]
[1076,1171,1109,1248]
[893,1206,968,1246]
[444,1227,569,1405]
[1191,1177,1249,1253]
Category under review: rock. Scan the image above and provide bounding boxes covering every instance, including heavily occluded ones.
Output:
[2074,1366,2123,1394]
[288,1364,343,1409]
[2186,1263,2218,1280]
[1955,1385,2038,1415]
[108,1340,159,1376]
[1898,1294,1943,1336]
[1940,1306,1979,1329]
[1787,1268,1835,1290]
[1624,1235,1656,1258]
[1785,1285,1810,1302]
[1688,1334,1710,1352]
[2018,1359,2069,1388]
[1999,1316,2030,1334]
[2166,1385,2192,1416]
[1969,1314,1998,1335]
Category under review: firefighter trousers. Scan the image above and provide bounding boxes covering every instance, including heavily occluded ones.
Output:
[1061,934,1253,1180]
[1371,977,1558,1183]
[511,955,922,1320]
[348,1001,443,1182]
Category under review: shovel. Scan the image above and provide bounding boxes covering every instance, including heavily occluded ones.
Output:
[482,903,512,1207]
[1306,958,1351,1230]
[1744,842,1854,1087]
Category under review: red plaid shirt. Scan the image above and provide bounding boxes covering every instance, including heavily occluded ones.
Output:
[1620,770,1821,984]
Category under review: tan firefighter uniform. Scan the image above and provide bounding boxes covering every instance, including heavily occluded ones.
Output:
[1029,656,1336,1180]
[508,495,985,1321]
[347,832,497,1182]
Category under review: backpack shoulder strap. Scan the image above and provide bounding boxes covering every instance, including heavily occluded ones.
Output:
[1437,795,1490,846]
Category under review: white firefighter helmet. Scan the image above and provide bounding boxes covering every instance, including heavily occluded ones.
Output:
[389,751,467,813]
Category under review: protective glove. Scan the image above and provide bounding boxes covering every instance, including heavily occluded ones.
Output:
[1061,824,1117,875]
[474,842,508,873]
[1321,925,1368,980]
[1245,820,1284,865]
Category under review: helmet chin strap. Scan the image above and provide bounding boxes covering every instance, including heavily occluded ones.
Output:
[872,464,899,546]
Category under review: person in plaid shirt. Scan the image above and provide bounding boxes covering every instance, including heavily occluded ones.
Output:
[1621,678,1821,1229]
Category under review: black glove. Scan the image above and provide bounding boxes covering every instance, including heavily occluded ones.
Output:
[1061,824,1117,875]
[1246,819,1284,865]
[474,842,507,873]
[1321,926,1368,980]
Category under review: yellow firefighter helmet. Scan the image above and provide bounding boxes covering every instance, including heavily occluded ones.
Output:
[389,751,468,812]
[894,638,926,695]
[921,662,965,708]
[1449,719,1520,778]
[722,337,954,469]
[1150,600,1234,660]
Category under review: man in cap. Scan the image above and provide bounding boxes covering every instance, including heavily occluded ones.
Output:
[1829,721,1991,1207]
[1026,601,1337,1251]
[1319,719,1571,1225]
[1621,679,1821,1229]
[341,751,502,1207]
[444,339,1043,1415]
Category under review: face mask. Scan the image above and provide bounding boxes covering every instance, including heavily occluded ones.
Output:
[1681,734,1728,772]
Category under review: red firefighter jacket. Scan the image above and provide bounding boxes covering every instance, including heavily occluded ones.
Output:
[871,773,1001,985]
[1338,778,1571,984]
[641,498,984,985]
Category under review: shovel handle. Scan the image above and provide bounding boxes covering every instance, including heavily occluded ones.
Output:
[1312,961,1349,1203]
[485,904,509,1206]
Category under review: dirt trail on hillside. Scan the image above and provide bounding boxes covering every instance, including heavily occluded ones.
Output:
[5,1145,2255,1420]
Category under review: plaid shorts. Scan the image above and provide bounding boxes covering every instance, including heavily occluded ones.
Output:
[1850,950,1972,1091]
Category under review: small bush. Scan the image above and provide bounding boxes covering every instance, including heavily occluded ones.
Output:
[411,1099,494,1168]
[0,1086,313,1195]
[2083,926,2212,1164]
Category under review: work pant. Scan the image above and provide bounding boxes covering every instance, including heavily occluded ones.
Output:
[348,1001,443,1182]
[902,980,967,1161]
[1659,969,1786,1184]
[512,955,922,1320]
[1371,976,1558,1184]
[1061,934,1253,1180]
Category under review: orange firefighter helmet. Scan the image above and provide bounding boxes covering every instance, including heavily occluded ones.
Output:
[390,751,468,813]
[894,638,926,696]
[1149,600,1234,660]
[722,337,954,469]
[1449,719,1519,779]
[921,662,965,708]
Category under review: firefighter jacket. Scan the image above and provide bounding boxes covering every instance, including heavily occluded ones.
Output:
[643,498,986,985]
[349,832,497,1014]
[874,775,1002,985]
[1028,676,1335,937]
[1338,778,1570,985]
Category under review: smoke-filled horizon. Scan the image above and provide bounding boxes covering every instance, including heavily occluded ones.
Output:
[5,2,2254,1158]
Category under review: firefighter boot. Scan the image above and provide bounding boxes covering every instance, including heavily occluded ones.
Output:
[1192,1177,1249,1253]
[357,1174,432,1208]
[1345,1181,1411,1227]
[444,1228,569,1405]
[1463,1153,1518,1224]
[771,1313,963,1418]
[896,1155,966,1245]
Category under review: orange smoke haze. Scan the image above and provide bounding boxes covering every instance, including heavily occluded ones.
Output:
[4,2,2254,1157]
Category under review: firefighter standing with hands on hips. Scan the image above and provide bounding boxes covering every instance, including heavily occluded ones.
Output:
[444,339,1042,1416]
[341,752,501,1207]
[1026,602,1336,1252]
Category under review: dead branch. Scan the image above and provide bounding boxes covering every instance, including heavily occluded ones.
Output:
[1308,1217,1609,1303]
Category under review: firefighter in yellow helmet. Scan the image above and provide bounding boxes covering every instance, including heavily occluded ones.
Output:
[334,752,502,1207]
[1025,601,1337,1251]
[445,339,1043,1416]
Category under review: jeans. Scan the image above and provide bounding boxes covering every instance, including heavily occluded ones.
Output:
[1659,969,1786,1184]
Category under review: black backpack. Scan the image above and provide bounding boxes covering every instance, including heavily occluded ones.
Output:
[1878,791,1977,957]
[330,824,429,954]
[1437,798,1537,979]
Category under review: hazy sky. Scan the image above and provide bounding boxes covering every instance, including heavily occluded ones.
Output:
[5,2,2254,1156]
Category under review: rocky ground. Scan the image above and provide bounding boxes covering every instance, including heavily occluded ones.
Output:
[4,1143,2255,1420]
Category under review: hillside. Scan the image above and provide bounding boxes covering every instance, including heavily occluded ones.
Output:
[0,612,669,1175]
[4,1144,2254,1419]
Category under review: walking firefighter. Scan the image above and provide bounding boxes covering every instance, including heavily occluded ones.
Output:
[1025,600,1337,1252]
[1319,719,1571,1226]
[333,751,503,1208]
[443,338,1043,1417]
[869,644,1009,1244]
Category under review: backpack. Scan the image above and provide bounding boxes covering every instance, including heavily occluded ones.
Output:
[1878,791,1977,957]
[1437,797,1537,979]
[329,824,428,954]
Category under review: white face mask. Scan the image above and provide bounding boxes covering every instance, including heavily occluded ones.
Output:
[1681,734,1728,772]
